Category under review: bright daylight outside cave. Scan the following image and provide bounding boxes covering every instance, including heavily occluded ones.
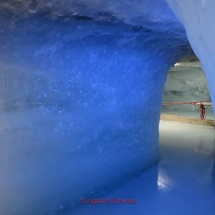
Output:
[0,0,215,215]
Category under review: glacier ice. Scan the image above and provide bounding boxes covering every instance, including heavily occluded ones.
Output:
[166,0,215,115]
[71,121,215,215]
[0,1,199,214]
[161,63,214,119]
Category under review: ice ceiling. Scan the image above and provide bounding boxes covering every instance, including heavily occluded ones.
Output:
[0,0,189,26]
[0,1,213,215]
[0,0,196,39]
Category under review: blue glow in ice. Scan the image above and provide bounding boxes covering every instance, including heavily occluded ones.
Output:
[166,0,215,114]
[0,1,196,214]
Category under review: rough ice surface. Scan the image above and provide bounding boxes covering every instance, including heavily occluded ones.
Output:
[166,0,215,114]
[0,1,197,215]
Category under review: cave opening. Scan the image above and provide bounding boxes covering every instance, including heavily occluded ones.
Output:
[161,54,214,123]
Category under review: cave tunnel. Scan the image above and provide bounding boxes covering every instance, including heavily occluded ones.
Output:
[0,0,215,215]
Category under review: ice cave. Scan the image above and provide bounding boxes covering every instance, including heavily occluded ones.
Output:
[0,0,214,215]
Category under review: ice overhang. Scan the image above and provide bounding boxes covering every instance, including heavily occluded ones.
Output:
[0,0,186,35]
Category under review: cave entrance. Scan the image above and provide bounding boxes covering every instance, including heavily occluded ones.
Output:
[158,55,215,212]
[160,55,214,125]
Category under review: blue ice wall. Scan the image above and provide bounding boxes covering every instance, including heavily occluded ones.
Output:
[0,2,192,215]
[166,0,215,115]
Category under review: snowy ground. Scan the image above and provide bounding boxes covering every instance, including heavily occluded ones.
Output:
[72,121,215,215]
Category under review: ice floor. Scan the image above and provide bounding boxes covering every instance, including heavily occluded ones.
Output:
[72,121,215,215]
[161,107,214,120]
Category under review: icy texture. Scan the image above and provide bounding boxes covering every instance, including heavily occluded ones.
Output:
[0,1,193,215]
[0,0,182,29]
[166,0,215,114]
[163,66,210,106]
[161,65,214,119]
[72,121,215,215]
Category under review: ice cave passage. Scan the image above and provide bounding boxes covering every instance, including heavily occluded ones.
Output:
[0,0,214,215]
